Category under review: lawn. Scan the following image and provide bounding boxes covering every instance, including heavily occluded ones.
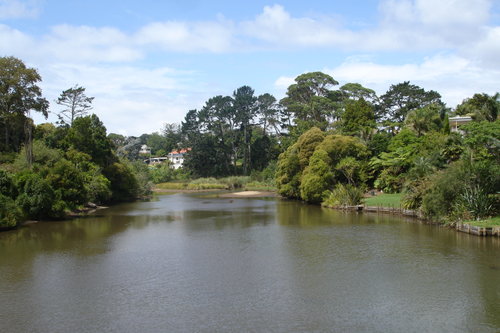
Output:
[363,193,402,207]
[465,215,500,228]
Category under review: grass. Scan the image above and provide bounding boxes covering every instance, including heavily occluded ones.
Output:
[155,183,226,190]
[464,215,500,228]
[363,193,402,207]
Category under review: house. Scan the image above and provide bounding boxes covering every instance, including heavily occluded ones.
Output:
[449,115,472,133]
[168,148,191,169]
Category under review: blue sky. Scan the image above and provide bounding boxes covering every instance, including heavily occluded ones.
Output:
[1,0,500,136]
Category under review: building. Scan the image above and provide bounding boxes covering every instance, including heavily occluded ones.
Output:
[449,115,472,133]
[168,148,191,169]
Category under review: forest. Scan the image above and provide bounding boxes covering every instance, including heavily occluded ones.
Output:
[1,55,500,228]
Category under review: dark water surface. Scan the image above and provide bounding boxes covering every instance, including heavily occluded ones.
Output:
[1,193,500,332]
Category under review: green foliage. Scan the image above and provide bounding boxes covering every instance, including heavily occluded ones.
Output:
[421,160,500,219]
[276,145,302,199]
[456,92,499,122]
[378,81,442,126]
[443,114,450,135]
[131,161,152,197]
[317,134,369,166]
[323,183,365,208]
[45,160,87,207]
[13,140,62,170]
[103,161,141,202]
[151,163,174,184]
[341,97,376,135]
[0,194,21,227]
[61,114,114,167]
[55,85,94,127]
[0,56,49,153]
[0,169,16,198]
[280,72,338,132]
[83,167,112,204]
[454,184,497,220]
[300,149,333,203]
[404,103,442,137]
[367,133,391,157]
[261,161,277,182]
[295,127,325,169]
[15,172,62,219]
[462,120,500,163]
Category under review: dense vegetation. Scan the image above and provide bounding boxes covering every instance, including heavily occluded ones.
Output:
[0,57,151,228]
[2,55,500,228]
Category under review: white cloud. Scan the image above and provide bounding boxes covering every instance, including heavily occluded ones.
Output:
[134,20,236,53]
[0,0,42,19]
[1,1,499,66]
[322,53,499,108]
[31,64,208,136]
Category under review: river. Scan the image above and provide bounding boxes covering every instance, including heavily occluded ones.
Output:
[1,192,500,332]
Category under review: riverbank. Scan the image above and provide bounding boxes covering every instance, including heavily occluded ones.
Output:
[219,190,277,198]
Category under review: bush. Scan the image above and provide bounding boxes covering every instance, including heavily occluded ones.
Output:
[46,160,87,207]
[15,172,59,219]
[0,194,21,227]
[454,184,497,220]
[323,184,365,208]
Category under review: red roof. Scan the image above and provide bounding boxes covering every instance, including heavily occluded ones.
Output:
[169,148,191,155]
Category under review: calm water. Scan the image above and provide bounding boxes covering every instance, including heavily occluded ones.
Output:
[1,192,500,332]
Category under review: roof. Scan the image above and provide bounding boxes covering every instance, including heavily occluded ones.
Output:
[168,148,191,155]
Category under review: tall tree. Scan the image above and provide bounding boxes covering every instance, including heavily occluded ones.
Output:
[378,81,442,129]
[55,85,94,127]
[280,72,338,132]
[341,97,376,135]
[233,86,257,175]
[0,56,49,167]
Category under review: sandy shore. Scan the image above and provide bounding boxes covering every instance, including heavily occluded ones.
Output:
[219,190,277,198]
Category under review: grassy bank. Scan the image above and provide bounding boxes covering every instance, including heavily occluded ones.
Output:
[363,193,402,206]
[465,215,500,228]
[155,183,226,190]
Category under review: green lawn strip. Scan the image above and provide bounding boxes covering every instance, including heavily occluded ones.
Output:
[465,215,500,228]
[156,183,226,190]
[363,193,402,207]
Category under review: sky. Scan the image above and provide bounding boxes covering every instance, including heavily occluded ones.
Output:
[1,0,500,136]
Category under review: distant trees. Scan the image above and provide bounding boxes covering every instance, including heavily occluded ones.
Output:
[180,86,281,178]
[378,81,442,130]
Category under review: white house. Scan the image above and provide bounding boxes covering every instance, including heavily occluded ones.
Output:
[449,115,472,133]
[168,148,191,169]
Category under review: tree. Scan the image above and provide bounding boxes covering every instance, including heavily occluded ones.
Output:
[61,114,114,167]
[280,72,338,132]
[233,86,258,175]
[55,85,94,127]
[257,93,280,136]
[0,56,49,166]
[404,103,442,137]
[378,81,442,129]
[455,93,500,122]
[341,97,376,135]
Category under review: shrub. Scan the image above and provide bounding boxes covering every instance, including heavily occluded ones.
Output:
[46,160,87,207]
[15,172,58,219]
[0,194,21,227]
[323,184,365,208]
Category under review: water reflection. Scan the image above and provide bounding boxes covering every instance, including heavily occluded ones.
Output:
[0,193,499,332]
